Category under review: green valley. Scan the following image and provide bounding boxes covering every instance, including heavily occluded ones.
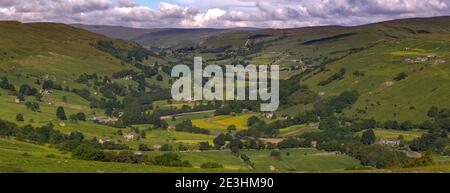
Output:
[1,16,450,173]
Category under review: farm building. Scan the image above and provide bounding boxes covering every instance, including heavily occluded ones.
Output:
[377,139,400,147]
[93,116,118,124]
[262,112,274,119]
[311,141,318,148]
[124,133,135,141]
[98,138,113,144]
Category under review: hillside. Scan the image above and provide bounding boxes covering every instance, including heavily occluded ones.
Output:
[0,22,128,77]
[72,24,257,48]
[72,16,450,122]
[146,16,450,123]
[0,21,170,129]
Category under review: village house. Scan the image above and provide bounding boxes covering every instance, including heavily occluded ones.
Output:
[376,139,400,147]
[434,59,446,64]
[427,54,437,59]
[124,75,133,80]
[184,96,195,103]
[404,57,428,64]
[124,133,135,141]
[40,89,50,95]
[311,140,318,148]
[153,144,162,150]
[269,165,277,171]
[262,112,274,119]
[98,138,113,144]
[404,54,438,64]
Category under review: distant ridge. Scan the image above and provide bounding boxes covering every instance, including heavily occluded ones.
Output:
[71,24,259,48]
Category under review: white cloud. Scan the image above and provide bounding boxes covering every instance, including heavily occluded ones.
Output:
[0,0,449,28]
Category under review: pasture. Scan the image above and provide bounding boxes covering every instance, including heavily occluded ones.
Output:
[356,129,425,142]
[0,138,230,173]
[240,148,361,172]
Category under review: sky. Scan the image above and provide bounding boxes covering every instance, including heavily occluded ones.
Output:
[0,0,449,28]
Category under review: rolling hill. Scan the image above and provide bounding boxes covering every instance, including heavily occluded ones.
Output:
[0,20,169,131]
[70,16,450,122]
[72,24,258,48]
[109,16,450,123]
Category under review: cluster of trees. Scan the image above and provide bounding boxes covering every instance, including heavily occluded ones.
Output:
[134,63,158,78]
[107,91,171,127]
[279,73,305,105]
[25,101,40,112]
[382,120,414,131]
[410,130,449,155]
[236,116,280,137]
[151,153,192,167]
[72,144,143,163]
[318,68,346,86]
[361,129,376,145]
[200,162,223,169]
[212,132,233,149]
[15,84,43,103]
[215,100,261,116]
[423,106,450,131]
[72,88,92,101]
[75,73,98,84]
[0,77,15,91]
[0,119,129,152]
[56,106,67,120]
[93,40,154,63]
[353,70,365,77]
[100,82,127,99]
[156,102,218,116]
[112,69,137,79]
[42,80,62,90]
[346,106,450,133]
[111,69,146,91]
[19,84,38,97]
[138,143,152,151]
[394,72,408,81]
[211,131,276,152]
[16,114,24,122]
[317,90,360,114]
[118,112,168,129]
[175,120,210,135]
[278,127,432,169]
[69,112,87,122]
[1,77,46,103]
[234,90,359,138]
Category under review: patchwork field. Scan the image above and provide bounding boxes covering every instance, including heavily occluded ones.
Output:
[240,148,361,172]
[0,138,364,173]
[166,111,215,126]
[0,138,229,173]
[356,129,426,142]
[192,114,254,133]
[278,124,321,137]
[191,113,280,134]
[125,127,215,149]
